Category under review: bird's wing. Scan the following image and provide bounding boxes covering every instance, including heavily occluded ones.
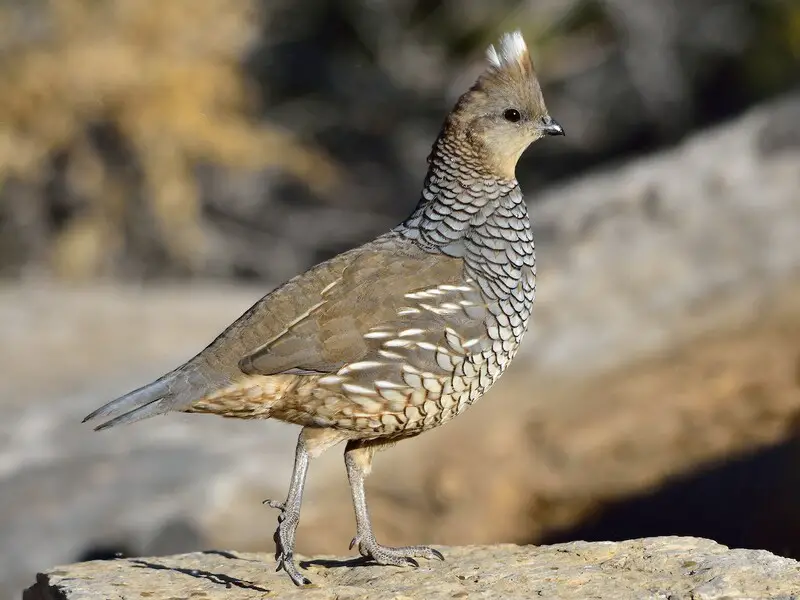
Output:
[232,235,490,378]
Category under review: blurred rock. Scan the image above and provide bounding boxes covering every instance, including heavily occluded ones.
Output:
[24,538,800,600]
[521,90,800,375]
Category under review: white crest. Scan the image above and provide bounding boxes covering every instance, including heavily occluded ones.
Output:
[486,30,528,69]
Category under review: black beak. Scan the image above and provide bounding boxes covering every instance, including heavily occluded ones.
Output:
[542,116,565,136]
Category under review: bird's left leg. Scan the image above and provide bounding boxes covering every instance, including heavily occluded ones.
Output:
[345,439,444,567]
[266,426,345,586]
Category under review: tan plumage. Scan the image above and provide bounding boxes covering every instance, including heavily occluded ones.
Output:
[83,30,564,585]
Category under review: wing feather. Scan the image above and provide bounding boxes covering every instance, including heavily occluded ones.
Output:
[237,236,474,377]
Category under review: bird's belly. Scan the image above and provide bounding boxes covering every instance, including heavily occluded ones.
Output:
[319,341,521,439]
[186,374,317,421]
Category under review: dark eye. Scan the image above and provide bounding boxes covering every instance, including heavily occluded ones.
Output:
[503,109,521,123]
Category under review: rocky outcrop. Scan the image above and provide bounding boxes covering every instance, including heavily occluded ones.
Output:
[24,538,800,600]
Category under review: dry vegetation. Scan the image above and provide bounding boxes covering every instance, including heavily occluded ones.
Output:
[0,0,796,281]
[0,0,336,279]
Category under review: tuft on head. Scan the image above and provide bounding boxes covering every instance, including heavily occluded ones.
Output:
[441,30,562,179]
[475,29,541,107]
[485,30,530,73]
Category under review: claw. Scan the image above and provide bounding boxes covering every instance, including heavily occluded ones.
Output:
[349,536,359,551]
[431,548,445,561]
[263,498,285,510]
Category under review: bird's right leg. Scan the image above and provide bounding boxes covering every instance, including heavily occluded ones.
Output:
[345,440,444,567]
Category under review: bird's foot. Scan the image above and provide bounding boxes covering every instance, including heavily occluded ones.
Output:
[350,534,444,567]
[265,498,310,586]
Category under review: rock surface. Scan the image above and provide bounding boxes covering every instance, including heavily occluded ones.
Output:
[24,538,800,600]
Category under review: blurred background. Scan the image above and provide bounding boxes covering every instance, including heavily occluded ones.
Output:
[1,0,799,597]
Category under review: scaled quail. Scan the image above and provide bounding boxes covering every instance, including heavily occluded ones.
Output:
[84,30,564,586]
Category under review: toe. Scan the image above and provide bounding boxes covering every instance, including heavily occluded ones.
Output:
[416,546,444,561]
[275,550,311,586]
[370,551,419,568]
[286,566,311,586]
[358,543,447,568]
[386,554,419,568]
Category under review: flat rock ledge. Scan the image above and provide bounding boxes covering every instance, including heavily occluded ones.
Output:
[23,537,800,600]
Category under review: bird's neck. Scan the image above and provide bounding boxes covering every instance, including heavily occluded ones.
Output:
[397,130,522,253]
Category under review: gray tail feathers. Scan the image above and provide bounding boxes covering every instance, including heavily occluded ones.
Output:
[82,369,198,431]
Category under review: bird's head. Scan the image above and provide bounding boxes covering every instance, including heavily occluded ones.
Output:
[447,31,564,179]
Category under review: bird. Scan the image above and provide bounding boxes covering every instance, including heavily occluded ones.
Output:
[83,29,564,586]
